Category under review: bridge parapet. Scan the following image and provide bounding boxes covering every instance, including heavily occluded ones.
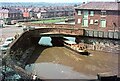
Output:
[9,27,84,57]
[29,28,84,37]
[24,23,75,28]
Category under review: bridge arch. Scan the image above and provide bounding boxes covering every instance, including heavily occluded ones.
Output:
[9,28,84,58]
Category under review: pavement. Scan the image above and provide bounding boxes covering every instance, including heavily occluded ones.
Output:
[0,25,23,45]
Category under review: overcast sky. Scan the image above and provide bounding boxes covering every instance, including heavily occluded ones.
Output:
[0,0,116,3]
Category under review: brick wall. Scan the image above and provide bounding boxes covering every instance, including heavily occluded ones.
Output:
[75,9,120,32]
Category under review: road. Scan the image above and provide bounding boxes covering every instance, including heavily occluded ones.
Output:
[0,25,23,45]
[0,25,23,65]
[0,25,23,61]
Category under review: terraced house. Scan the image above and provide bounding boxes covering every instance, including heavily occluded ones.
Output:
[0,7,23,20]
[75,1,120,39]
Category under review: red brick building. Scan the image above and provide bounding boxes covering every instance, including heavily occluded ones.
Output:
[75,2,120,32]
[23,8,30,19]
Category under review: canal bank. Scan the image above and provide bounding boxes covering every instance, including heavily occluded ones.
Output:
[25,45,118,79]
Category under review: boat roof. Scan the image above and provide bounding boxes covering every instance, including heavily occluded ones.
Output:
[64,40,76,44]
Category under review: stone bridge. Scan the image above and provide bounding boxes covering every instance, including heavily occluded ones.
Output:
[9,27,84,57]
[9,25,120,58]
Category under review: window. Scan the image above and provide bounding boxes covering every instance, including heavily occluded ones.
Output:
[100,19,106,27]
[90,11,94,16]
[78,19,81,24]
[94,20,98,25]
[82,19,88,27]
[90,19,93,24]
[101,10,106,17]
[83,11,88,19]
[78,11,81,15]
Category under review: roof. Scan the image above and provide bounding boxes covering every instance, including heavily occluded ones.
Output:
[75,2,119,11]
[64,40,76,44]
[0,8,22,13]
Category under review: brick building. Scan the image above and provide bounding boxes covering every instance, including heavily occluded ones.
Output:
[0,7,23,20]
[36,6,74,19]
[75,2,120,32]
[23,8,30,19]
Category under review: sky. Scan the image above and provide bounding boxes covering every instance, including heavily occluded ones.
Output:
[0,0,115,3]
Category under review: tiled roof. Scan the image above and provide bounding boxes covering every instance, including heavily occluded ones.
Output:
[76,2,119,11]
[0,9,9,13]
[9,8,22,13]
[33,7,40,12]
[0,8,22,13]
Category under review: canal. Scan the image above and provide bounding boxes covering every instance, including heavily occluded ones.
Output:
[25,37,118,79]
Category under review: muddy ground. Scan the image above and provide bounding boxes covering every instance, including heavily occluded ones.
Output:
[27,45,118,77]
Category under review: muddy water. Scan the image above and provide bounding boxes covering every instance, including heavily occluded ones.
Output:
[25,62,95,79]
[26,46,118,79]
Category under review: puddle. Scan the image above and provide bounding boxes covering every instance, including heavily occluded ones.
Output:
[25,62,96,79]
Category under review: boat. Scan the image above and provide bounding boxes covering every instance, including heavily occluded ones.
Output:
[64,40,90,56]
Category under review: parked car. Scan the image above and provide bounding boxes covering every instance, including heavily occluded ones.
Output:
[23,26,27,31]
[28,26,35,30]
[23,26,35,31]
[0,43,9,54]
[4,37,14,45]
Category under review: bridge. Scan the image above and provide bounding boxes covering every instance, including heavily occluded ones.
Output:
[2,24,120,80]
[24,23,120,39]
[9,27,84,55]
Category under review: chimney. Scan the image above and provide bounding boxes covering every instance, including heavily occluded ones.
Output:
[83,2,85,4]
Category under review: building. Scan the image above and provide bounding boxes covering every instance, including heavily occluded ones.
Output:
[36,6,74,19]
[0,7,23,20]
[23,8,30,19]
[37,8,48,18]
[75,2,120,32]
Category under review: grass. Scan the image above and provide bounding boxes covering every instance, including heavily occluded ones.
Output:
[30,18,65,24]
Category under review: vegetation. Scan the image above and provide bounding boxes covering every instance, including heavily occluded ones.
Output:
[30,18,65,24]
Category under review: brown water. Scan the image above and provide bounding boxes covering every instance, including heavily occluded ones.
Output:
[26,45,118,79]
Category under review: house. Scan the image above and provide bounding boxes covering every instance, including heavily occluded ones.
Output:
[37,8,48,19]
[33,7,41,18]
[23,8,30,19]
[0,9,9,19]
[75,2,120,32]
[36,6,74,19]
[0,7,23,20]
